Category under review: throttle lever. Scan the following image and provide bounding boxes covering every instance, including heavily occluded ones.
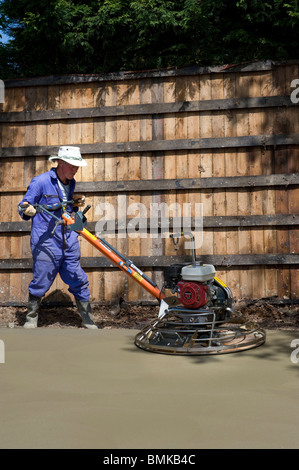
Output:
[82,205,91,215]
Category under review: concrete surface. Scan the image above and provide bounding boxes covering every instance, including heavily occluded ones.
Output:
[0,327,298,449]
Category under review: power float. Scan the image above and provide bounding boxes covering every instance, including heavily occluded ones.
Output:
[28,201,266,355]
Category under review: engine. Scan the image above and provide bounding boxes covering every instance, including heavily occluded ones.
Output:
[177,280,208,308]
[134,233,266,355]
[163,262,233,313]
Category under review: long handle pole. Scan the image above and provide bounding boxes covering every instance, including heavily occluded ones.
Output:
[78,227,165,301]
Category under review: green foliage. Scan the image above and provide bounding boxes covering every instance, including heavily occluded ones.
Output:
[0,0,299,78]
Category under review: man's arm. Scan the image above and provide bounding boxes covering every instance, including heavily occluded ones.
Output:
[18,177,42,220]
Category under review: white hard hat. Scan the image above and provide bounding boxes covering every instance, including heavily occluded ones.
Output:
[49,146,87,167]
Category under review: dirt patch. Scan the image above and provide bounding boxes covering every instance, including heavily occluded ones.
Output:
[235,299,299,331]
[0,300,298,330]
[0,303,159,330]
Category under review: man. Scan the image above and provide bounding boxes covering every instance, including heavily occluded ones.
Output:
[18,146,98,330]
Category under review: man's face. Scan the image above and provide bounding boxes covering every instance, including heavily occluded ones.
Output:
[58,160,79,181]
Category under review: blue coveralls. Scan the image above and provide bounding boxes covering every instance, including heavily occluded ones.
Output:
[19,168,90,301]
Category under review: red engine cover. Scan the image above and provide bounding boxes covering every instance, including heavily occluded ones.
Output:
[177,281,208,308]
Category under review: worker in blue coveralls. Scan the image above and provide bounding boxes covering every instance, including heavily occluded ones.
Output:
[18,146,98,330]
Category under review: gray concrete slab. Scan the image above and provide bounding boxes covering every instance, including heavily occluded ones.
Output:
[0,328,298,449]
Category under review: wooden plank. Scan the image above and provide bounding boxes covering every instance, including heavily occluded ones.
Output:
[286,64,299,299]
[21,86,40,299]
[0,182,11,302]
[247,72,264,300]
[288,107,299,298]
[59,85,71,167]
[2,82,25,303]
[261,69,279,299]
[114,80,131,303]
[276,166,291,300]
[0,272,10,304]
[64,252,299,267]
[1,172,298,195]
[77,84,94,298]
[10,233,24,302]
[127,79,141,302]
[23,88,36,189]
[1,95,294,123]
[211,73,227,285]
[91,82,106,303]
[77,172,298,193]
[223,72,240,297]
[34,85,49,176]
[2,60,282,89]
[151,78,165,293]
[185,76,201,264]
[3,133,299,158]
[139,78,154,302]
[97,80,114,303]
[175,76,190,257]
[1,253,298,270]
[164,77,178,259]
[2,214,299,235]
[267,66,288,297]
[101,80,125,303]
[198,73,213,257]
[235,72,253,298]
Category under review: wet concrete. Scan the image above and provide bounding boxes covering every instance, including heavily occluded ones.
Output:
[0,328,298,449]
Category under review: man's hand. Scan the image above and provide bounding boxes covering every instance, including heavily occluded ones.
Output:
[20,202,36,217]
[73,194,86,207]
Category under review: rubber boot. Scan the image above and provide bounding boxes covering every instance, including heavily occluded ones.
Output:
[24,293,41,329]
[75,299,98,330]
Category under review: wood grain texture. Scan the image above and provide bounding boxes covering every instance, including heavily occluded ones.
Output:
[1,63,298,303]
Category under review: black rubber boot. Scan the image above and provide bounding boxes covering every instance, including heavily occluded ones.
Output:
[24,293,42,328]
[75,299,98,330]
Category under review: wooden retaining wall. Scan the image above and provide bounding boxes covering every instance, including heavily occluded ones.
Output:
[0,61,299,305]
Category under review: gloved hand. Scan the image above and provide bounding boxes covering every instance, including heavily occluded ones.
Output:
[73,194,86,207]
[20,202,36,217]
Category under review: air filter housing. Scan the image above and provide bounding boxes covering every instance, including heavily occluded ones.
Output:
[181,263,216,282]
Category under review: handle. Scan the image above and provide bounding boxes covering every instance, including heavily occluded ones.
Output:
[50,219,65,236]
[82,205,91,215]
[35,200,75,212]
[170,232,197,264]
